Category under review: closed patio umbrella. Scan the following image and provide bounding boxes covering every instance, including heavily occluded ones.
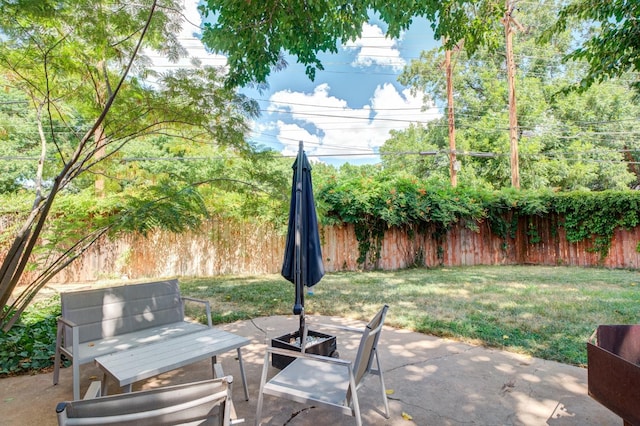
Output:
[281,141,325,340]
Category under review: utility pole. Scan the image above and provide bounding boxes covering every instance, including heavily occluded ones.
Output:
[504,0,520,189]
[445,46,457,188]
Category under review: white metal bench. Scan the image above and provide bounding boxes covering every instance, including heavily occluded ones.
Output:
[53,279,219,399]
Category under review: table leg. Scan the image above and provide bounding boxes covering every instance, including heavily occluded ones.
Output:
[211,355,218,377]
[237,348,249,401]
[101,373,108,396]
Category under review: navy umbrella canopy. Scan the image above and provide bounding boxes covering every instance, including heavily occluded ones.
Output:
[282,142,325,335]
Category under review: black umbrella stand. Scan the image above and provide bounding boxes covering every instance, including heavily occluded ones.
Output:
[271,141,338,369]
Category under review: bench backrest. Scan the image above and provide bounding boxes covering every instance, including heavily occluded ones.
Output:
[61,279,184,344]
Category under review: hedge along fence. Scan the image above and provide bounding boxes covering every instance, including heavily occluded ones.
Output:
[3,187,640,284]
[318,177,640,270]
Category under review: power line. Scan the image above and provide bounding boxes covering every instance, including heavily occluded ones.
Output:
[5,145,640,164]
[255,98,425,111]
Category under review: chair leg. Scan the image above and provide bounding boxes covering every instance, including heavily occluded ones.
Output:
[349,373,363,426]
[236,347,249,401]
[255,349,271,426]
[255,391,264,426]
[374,350,390,418]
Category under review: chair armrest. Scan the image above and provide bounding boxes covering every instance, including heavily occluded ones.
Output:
[182,296,213,327]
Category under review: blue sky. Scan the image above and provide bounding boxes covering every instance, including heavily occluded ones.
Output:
[152,0,443,167]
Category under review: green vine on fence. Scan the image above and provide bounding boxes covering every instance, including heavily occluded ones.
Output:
[318,174,486,268]
[317,175,640,265]
[553,191,640,258]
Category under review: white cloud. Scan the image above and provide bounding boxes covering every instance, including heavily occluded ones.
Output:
[344,23,406,71]
[265,83,441,163]
[371,84,440,124]
[276,122,321,157]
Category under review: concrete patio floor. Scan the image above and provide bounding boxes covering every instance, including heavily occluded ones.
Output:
[0,314,621,425]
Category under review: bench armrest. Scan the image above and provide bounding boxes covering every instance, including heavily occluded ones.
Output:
[56,316,80,359]
[57,316,78,329]
[182,296,212,327]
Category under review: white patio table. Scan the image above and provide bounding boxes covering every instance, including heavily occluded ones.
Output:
[94,328,250,400]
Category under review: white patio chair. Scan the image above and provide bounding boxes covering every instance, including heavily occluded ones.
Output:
[56,375,238,426]
[255,305,390,426]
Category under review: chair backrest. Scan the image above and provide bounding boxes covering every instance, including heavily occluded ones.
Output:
[61,279,185,345]
[56,377,232,426]
[352,304,389,386]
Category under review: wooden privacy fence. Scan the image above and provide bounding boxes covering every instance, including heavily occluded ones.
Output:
[4,214,637,284]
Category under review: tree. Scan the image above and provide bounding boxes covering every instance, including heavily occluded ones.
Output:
[384,0,640,190]
[198,0,504,87]
[543,0,640,93]
[0,0,258,330]
[0,82,40,193]
[381,123,450,181]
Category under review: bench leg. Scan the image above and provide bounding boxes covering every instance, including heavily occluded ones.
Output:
[53,326,63,386]
[213,362,225,379]
[236,348,249,401]
[101,373,108,396]
[84,381,102,399]
[72,361,80,400]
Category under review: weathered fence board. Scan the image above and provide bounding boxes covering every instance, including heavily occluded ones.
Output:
[2,215,639,285]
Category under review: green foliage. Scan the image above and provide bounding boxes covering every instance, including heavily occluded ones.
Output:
[543,0,640,94]
[0,0,268,330]
[554,191,640,258]
[318,169,486,267]
[389,0,640,191]
[316,169,640,263]
[113,181,209,236]
[480,188,553,240]
[0,80,38,193]
[199,0,504,87]
[0,296,65,376]
[382,123,451,182]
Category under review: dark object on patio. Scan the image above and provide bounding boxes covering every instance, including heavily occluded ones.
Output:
[587,325,640,426]
[281,141,325,329]
[271,329,338,370]
[277,141,335,368]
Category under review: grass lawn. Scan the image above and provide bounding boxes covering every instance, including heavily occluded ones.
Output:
[181,265,640,367]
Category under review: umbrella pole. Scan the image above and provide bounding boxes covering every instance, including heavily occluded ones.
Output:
[294,142,305,341]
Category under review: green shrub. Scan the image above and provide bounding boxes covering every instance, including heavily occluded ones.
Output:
[319,175,640,264]
[0,296,67,376]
